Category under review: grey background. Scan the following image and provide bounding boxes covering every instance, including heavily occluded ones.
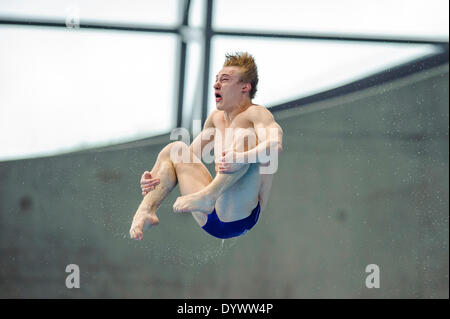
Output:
[0,64,448,298]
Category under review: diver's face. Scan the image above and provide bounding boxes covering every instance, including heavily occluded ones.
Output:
[213,66,245,110]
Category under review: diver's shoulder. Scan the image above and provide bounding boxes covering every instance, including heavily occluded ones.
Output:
[246,104,274,118]
[207,109,223,120]
[248,104,267,111]
[204,109,221,127]
[248,104,271,113]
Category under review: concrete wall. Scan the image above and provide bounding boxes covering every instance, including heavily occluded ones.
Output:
[0,64,448,298]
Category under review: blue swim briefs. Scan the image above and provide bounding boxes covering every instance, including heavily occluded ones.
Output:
[201,202,261,239]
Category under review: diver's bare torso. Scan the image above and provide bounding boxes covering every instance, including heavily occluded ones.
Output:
[205,105,273,224]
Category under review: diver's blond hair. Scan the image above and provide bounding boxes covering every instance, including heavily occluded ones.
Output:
[223,52,259,99]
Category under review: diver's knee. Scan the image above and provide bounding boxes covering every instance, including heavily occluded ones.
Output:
[155,141,186,165]
[167,141,190,164]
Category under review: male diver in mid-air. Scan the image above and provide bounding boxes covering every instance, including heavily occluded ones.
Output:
[129,52,283,240]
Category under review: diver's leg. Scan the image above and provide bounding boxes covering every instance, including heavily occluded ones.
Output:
[129,141,212,240]
[214,163,261,222]
[172,162,250,214]
[172,132,254,214]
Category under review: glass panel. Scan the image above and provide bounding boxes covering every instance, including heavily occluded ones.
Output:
[0,0,179,27]
[0,26,177,161]
[213,0,449,41]
[207,36,439,114]
[182,41,203,129]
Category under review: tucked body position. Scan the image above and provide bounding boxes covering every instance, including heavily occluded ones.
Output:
[130,52,283,240]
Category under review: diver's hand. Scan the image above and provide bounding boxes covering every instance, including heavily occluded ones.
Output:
[140,171,160,196]
[217,150,246,174]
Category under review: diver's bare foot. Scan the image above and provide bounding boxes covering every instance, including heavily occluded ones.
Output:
[173,192,215,214]
[129,209,159,240]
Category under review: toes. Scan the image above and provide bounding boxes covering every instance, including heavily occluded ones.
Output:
[173,200,181,212]
[174,206,187,213]
[130,227,143,240]
[173,206,183,213]
[173,202,185,213]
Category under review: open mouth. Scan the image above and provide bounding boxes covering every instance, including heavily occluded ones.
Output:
[215,93,222,102]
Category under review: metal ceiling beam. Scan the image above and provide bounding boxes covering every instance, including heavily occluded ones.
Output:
[200,0,214,126]
[175,0,191,128]
[2,17,447,46]
[0,17,179,34]
[213,30,449,46]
